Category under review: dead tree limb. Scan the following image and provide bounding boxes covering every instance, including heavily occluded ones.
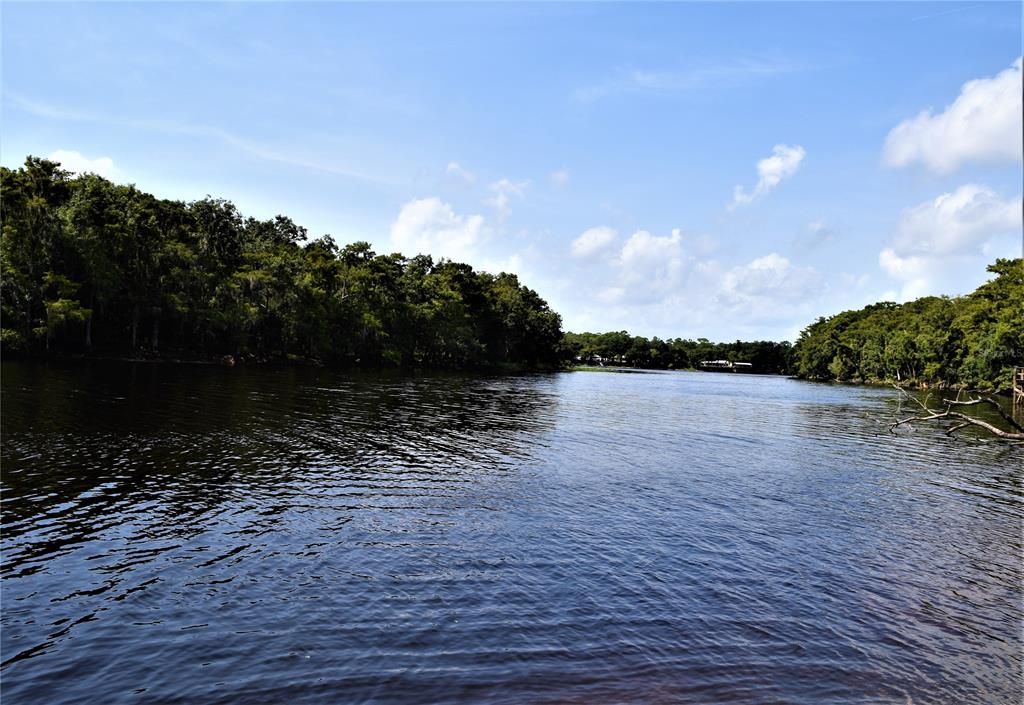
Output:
[942,397,1024,433]
[887,386,1024,442]
[945,422,972,436]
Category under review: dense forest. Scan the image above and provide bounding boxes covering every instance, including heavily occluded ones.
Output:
[3,156,1019,390]
[562,331,794,374]
[792,258,1023,392]
[0,157,563,368]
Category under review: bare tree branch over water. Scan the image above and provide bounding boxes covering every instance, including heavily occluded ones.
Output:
[888,386,1024,443]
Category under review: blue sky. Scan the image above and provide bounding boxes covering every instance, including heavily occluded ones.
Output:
[3,2,1021,341]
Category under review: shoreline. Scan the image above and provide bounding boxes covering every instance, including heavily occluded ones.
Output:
[568,364,1013,396]
[1,352,563,375]
[3,355,1014,396]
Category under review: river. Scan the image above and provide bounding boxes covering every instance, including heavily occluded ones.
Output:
[1,361,1020,704]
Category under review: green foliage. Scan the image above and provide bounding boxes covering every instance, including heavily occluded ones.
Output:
[0,157,563,368]
[562,331,794,374]
[0,327,25,352]
[792,259,1023,391]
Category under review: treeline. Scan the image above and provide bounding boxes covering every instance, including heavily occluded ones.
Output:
[562,331,794,374]
[0,157,563,368]
[792,258,1023,391]
[6,157,1018,386]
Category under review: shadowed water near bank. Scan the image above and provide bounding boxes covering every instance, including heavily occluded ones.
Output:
[1,361,1020,704]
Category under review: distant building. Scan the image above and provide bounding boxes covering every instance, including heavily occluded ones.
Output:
[698,360,754,373]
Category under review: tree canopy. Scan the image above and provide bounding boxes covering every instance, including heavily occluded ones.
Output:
[562,331,794,374]
[792,258,1023,391]
[0,157,563,368]
[4,157,1018,389]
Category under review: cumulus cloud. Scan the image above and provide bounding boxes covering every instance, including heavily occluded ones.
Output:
[549,169,570,188]
[879,184,1022,299]
[47,149,115,178]
[389,197,485,262]
[883,57,1023,173]
[603,228,689,304]
[445,161,476,185]
[485,178,528,220]
[570,226,617,258]
[719,253,821,308]
[571,239,826,340]
[889,184,1021,256]
[730,144,805,208]
[619,228,684,268]
[690,253,823,330]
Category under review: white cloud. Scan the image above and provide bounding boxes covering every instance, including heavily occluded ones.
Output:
[890,184,1021,256]
[484,178,528,220]
[611,228,689,303]
[476,253,525,277]
[570,226,617,258]
[619,228,683,267]
[878,250,932,300]
[879,184,1022,299]
[446,161,476,185]
[701,253,823,329]
[549,169,570,188]
[598,228,723,306]
[47,149,115,178]
[566,241,828,340]
[719,253,821,307]
[883,57,1023,173]
[730,144,805,208]
[389,197,485,262]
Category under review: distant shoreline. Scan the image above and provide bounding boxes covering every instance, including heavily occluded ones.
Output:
[567,364,1014,398]
[4,354,1015,397]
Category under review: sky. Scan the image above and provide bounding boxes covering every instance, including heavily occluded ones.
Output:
[3,2,1021,342]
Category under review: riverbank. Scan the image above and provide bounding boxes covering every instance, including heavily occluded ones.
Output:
[2,350,564,374]
[570,365,667,374]
[2,349,316,368]
[795,373,1018,398]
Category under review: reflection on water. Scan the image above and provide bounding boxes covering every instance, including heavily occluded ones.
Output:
[2,361,1020,704]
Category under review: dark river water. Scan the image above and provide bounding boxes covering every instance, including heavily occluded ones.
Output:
[1,361,1020,704]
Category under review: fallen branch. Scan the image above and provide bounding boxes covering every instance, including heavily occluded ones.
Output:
[945,422,972,436]
[887,386,1024,441]
[942,397,1024,433]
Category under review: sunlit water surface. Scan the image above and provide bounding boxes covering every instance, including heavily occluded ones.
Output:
[2,361,1021,704]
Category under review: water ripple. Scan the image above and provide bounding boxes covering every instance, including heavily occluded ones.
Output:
[1,362,1020,704]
